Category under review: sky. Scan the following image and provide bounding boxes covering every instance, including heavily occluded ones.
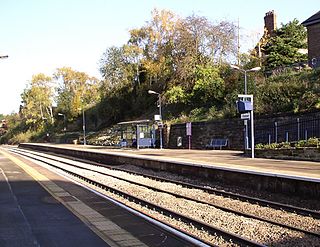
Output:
[0,0,318,114]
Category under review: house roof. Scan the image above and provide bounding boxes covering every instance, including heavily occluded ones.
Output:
[302,11,320,26]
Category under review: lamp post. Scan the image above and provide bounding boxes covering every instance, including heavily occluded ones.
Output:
[82,109,86,145]
[230,65,261,94]
[232,65,260,158]
[58,113,67,143]
[57,113,66,129]
[78,108,86,145]
[148,90,163,149]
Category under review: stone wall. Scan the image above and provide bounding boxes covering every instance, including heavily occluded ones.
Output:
[167,111,320,150]
[255,148,320,162]
[168,118,244,149]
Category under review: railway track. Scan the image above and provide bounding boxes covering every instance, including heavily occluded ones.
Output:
[10,147,320,246]
[19,147,320,218]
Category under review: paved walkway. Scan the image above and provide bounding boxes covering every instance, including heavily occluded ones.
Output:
[55,144,320,180]
[0,149,109,247]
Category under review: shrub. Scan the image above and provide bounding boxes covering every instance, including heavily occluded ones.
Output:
[295,137,319,148]
[255,143,265,149]
[189,108,207,122]
[278,142,291,149]
[264,143,280,149]
[8,131,34,145]
[256,142,291,149]
[256,138,320,149]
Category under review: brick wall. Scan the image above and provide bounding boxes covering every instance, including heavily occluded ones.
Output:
[264,11,277,36]
[307,23,320,67]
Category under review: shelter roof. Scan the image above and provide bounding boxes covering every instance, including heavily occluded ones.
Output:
[117,119,152,125]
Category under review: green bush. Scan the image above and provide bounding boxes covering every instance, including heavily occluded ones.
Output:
[264,143,280,149]
[255,143,265,149]
[189,108,207,122]
[295,137,319,148]
[256,142,291,149]
[278,142,291,149]
[256,138,320,150]
[8,131,34,145]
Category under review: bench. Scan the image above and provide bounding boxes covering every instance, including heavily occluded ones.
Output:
[206,138,228,150]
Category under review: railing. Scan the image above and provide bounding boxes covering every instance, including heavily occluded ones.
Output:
[255,116,320,144]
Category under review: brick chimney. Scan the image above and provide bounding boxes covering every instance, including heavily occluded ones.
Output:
[264,10,277,36]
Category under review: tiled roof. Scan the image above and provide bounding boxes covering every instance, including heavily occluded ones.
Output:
[302,11,320,26]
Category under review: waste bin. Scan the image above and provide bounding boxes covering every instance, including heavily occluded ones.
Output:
[177,136,182,147]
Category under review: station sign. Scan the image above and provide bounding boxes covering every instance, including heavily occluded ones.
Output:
[154,114,161,121]
[241,113,250,120]
[186,122,192,136]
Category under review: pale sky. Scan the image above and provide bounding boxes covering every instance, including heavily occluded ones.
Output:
[0,0,318,114]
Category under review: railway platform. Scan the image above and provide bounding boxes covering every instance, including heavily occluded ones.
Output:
[20,143,320,179]
[0,150,108,247]
[0,148,200,247]
[17,143,320,200]
[65,145,320,180]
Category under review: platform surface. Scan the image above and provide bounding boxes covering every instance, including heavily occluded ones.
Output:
[0,151,108,247]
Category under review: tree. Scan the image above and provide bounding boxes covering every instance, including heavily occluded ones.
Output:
[20,73,54,129]
[54,67,100,120]
[128,9,178,92]
[171,15,236,90]
[0,113,22,144]
[262,19,307,70]
[99,46,136,93]
[125,9,237,99]
[190,65,225,107]
[97,9,238,123]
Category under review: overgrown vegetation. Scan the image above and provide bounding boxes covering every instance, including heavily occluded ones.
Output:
[255,69,320,114]
[0,9,317,145]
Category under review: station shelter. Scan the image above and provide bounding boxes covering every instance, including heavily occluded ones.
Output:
[117,120,156,149]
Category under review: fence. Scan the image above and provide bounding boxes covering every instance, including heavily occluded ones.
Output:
[255,116,320,144]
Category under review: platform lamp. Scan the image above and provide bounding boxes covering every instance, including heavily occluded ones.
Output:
[230,65,261,94]
[58,113,67,143]
[148,90,163,149]
[231,65,261,158]
[78,108,86,145]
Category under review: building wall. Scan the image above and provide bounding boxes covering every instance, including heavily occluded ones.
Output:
[307,23,320,67]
